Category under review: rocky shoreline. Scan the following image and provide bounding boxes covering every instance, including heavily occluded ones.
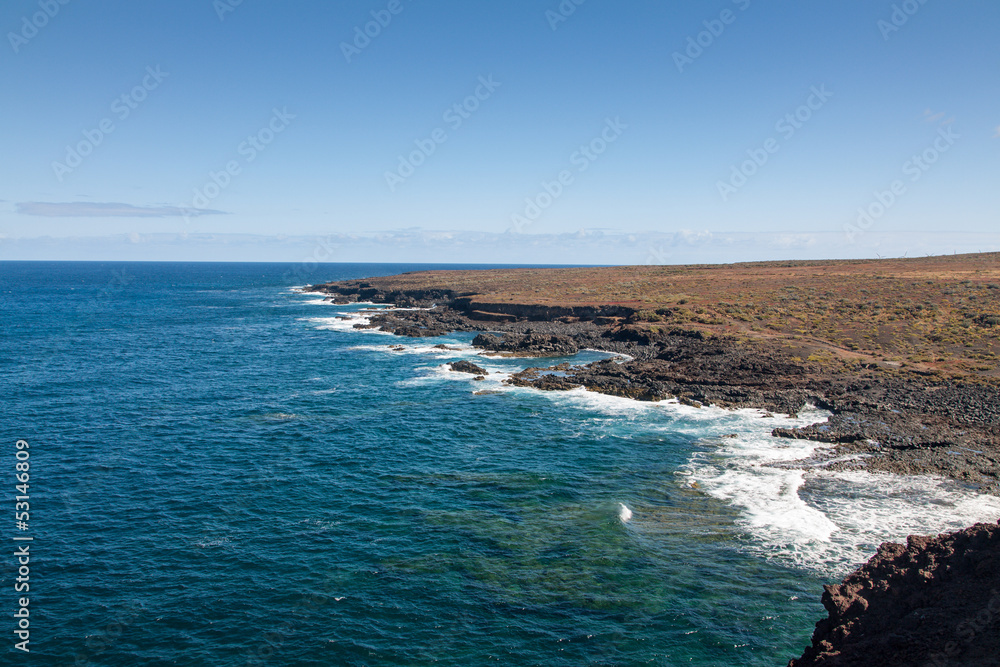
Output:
[307,281,1000,494]
[306,262,1000,662]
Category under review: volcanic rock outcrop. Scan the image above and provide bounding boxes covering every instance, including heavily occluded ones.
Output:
[790,520,1000,667]
[448,360,488,376]
[472,332,579,357]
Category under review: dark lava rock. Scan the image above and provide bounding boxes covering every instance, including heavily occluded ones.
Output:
[391,325,449,338]
[507,365,581,392]
[359,308,474,338]
[789,520,1000,667]
[448,361,488,376]
[507,343,819,412]
[472,332,579,357]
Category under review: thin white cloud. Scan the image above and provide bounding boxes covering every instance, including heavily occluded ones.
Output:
[15,201,227,218]
[771,234,818,249]
[922,110,955,126]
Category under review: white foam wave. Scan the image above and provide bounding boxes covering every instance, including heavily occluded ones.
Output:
[261,413,300,421]
[301,314,393,336]
[347,343,476,358]
[195,536,232,548]
[538,386,662,415]
[542,386,828,430]
[376,306,434,312]
[501,381,1000,574]
[341,340,520,392]
[394,364,469,387]
[806,471,1000,568]
[689,461,838,545]
[684,430,1000,574]
[394,362,516,389]
[581,348,634,362]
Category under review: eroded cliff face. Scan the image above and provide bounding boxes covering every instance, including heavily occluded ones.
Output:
[790,520,1000,667]
[306,280,638,322]
[305,282,464,307]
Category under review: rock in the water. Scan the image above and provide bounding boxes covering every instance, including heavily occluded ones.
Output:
[472,332,579,357]
[392,325,449,338]
[448,360,488,376]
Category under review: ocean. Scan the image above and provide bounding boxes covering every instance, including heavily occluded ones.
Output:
[4,261,999,666]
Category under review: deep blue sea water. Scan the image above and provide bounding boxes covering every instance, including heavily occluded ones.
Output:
[4,262,999,666]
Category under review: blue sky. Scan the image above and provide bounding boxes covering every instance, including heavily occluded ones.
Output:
[2,0,998,263]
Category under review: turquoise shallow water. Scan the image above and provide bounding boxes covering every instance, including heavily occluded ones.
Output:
[5,262,998,666]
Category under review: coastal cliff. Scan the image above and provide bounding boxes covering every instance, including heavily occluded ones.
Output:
[789,520,1000,666]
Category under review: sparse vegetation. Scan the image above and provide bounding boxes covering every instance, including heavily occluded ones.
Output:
[316,252,1000,381]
